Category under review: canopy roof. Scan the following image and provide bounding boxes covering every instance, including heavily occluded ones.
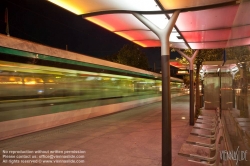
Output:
[201,60,238,73]
[48,0,249,49]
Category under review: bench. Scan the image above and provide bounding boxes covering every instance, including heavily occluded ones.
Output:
[196,118,216,125]
[195,109,220,130]
[191,109,220,138]
[178,108,223,165]
[178,124,223,165]
[189,114,220,145]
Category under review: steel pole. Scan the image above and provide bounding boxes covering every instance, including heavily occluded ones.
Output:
[232,78,235,108]
[133,11,180,166]
[189,69,194,125]
[175,50,198,126]
[220,69,222,118]
[161,54,172,165]
[160,12,180,166]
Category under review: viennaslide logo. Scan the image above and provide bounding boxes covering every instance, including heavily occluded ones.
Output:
[220,146,247,165]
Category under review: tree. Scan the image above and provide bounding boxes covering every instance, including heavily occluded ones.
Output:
[175,49,223,115]
[182,75,192,85]
[105,44,149,70]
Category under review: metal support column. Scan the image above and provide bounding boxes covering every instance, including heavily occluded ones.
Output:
[231,70,238,109]
[176,50,199,125]
[189,69,194,124]
[134,10,180,166]
[161,54,171,165]
[219,67,222,118]
[233,79,235,108]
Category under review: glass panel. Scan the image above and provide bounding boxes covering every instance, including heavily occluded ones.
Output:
[222,62,250,166]
[221,50,250,166]
[204,76,220,109]
[201,54,250,165]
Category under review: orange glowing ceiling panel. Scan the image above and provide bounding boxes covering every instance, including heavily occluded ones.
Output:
[49,0,250,50]
[133,40,161,47]
[86,14,166,47]
[132,41,187,48]
[48,0,91,15]
[86,14,149,32]
[48,0,161,15]
[86,17,115,31]
[115,30,158,41]
[159,0,236,10]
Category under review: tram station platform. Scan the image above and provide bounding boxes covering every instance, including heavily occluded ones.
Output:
[0,95,192,166]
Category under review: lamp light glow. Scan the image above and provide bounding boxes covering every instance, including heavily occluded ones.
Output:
[48,0,161,15]
[133,41,148,47]
[231,66,238,72]
[115,32,135,41]
[48,0,84,15]
[86,17,115,31]
[142,14,169,29]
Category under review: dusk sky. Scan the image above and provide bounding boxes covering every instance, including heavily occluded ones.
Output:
[0,0,180,70]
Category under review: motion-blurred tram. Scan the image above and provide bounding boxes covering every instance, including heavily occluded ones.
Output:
[0,60,184,101]
[0,35,186,140]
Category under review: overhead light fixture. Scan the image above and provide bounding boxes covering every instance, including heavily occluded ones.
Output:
[199,69,204,73]
[217,68,220,72]
[140,15,183,42]
[142,14,168,29]
[177,36,183,39]
[231,66,238,72]
[170,33,184,42]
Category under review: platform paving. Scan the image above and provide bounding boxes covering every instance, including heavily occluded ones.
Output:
[0,95,193,166]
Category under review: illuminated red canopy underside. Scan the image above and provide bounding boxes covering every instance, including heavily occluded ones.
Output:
[86,13,187,48]
[85,2,250,49]
[177,2,250,49]
[48,0,250,49]
[169,60,187,69]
